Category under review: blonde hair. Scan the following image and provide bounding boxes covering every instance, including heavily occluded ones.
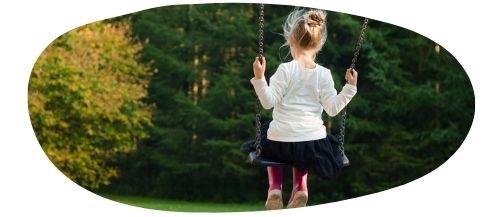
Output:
[282,8,327,51]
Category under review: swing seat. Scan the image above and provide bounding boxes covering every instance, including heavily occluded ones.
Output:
[249,149,349,168]
[241,137,350,168]
[248,151,292,167]
[241,139,291,167]
[341,152,350,167]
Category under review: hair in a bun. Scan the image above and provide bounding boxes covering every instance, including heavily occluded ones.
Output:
[283,8,327,51]
[306,10,325,28]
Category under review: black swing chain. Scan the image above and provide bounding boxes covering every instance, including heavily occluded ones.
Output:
[337,18,369,155]
[254,4,264,157]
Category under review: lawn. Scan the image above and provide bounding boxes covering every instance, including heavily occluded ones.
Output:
[99,194,265,212]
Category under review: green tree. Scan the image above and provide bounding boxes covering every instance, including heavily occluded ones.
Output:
[107,4,269,201]
[312,15,474,200]
[28,19,154,190]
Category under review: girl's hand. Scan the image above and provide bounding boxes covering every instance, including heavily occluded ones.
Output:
[253,56,266,80]
[345,68,358,86]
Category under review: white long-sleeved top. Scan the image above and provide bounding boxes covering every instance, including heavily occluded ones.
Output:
[250,60,357,142]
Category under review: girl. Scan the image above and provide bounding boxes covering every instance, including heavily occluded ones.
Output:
[250,8,358,209]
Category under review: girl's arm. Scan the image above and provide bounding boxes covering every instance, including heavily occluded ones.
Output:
[319,69,358,116]
[250,63,289,109]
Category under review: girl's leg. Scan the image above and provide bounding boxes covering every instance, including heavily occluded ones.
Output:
[265,166,283,209]
[267,166,283,191]
[287,167,308,208]
[292,167,308,192]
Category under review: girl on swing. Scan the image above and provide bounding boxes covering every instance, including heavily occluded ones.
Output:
[250,8,358,209]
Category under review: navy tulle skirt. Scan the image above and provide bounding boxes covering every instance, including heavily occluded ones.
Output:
[241,120,345,179]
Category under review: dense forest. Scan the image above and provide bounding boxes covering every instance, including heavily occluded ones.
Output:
[28,4,474,205]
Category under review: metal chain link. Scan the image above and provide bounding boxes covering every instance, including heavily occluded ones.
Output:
[338,18,369,155]
[255,4,264,157]
[258,4,264,60]
[350,18,369,70]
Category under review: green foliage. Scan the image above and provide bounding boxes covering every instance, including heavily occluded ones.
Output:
[28,20,154,189]
[104,4,268,201]
[314,15,474,199]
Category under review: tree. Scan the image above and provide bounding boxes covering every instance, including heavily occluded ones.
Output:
[312,15,474,200]
[28,19,154,190]
[106,4,269,201]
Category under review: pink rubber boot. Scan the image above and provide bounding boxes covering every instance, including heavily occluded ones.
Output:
[265,166,283,210]
[287,167,308,208]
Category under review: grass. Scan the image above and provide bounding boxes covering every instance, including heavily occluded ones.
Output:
[99,194,265,212]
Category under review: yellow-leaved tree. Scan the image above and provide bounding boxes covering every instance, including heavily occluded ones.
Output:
[28,19,153,190]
